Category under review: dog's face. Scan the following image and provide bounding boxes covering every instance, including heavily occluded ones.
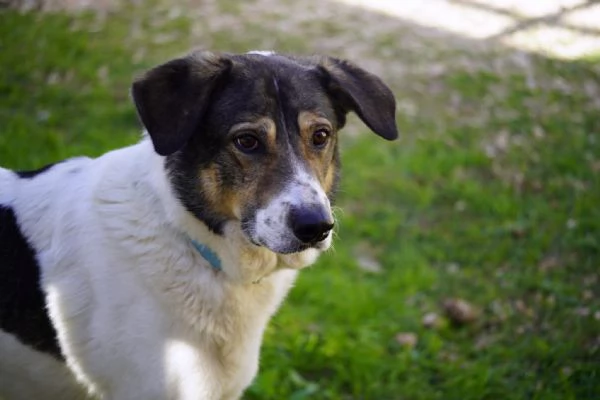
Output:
[132,51,397,255]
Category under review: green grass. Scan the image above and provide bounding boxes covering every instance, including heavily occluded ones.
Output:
[1,4,599,400]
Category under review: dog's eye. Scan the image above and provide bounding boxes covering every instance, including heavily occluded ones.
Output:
[234,134,261,153]
[312,128,330,148]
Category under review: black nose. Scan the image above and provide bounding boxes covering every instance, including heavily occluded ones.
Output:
[289,207,334,244]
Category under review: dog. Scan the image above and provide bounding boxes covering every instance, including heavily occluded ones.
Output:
[0,50,397,399]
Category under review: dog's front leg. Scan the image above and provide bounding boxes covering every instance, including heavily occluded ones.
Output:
[158,339,229,400]
[108,373,224,400]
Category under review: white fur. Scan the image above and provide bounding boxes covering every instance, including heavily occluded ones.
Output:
[247,50,275,57]
[0,167,16,205]
[0,138,327,400]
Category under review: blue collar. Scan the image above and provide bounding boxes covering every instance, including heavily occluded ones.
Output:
[190,239,222,271]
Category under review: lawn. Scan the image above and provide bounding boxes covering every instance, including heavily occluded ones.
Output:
[1,1,598,399]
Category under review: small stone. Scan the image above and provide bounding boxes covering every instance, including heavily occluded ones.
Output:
[538,255,560,271]
[422,312,439,329]
[575,307,590,317]
[395,332,418,348]
[446,262,460,274]
[454,200,466,212]
[36,110,51,122]
[356,255,382,274]
[353,242,383,274]
[474,334,496,350]
[561,366,573,377]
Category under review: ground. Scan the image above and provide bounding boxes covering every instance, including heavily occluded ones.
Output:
[0,0,599,399]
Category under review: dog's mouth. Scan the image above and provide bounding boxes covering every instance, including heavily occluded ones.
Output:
[272,237,330,255]
[252,234,331,255]
[242,218,333,255]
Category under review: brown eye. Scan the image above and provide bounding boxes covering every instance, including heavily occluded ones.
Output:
[234,134,261,153]
[312,128,330,148]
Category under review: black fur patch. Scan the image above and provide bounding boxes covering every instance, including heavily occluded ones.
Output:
[0,205,62,359]
[16,162,58,179]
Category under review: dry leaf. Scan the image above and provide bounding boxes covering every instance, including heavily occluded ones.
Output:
[442,298,479,325]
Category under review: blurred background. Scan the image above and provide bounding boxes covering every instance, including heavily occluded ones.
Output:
[1,0,599,398]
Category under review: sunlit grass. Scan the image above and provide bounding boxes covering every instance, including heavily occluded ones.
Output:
[1,3,598,399]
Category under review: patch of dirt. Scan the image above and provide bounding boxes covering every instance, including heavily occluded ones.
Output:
[2,0,115,11]
[7,0,599,146]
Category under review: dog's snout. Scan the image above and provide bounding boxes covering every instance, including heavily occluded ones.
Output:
[289,207,334,244]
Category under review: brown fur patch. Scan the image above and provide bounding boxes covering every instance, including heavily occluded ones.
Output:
[199,166,236,218]
[199,117,282,220]
[297,111,338,194]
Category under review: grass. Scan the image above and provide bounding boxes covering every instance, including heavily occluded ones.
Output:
[1,2,599,399]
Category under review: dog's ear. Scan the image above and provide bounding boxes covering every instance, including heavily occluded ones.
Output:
[317,57,398,140]
[131,51,233,156]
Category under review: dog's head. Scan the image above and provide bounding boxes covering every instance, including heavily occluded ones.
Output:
[132,51,397,255]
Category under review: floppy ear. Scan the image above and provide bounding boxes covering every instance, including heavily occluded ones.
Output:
[318,58,398,140]
[131,51,233,156]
